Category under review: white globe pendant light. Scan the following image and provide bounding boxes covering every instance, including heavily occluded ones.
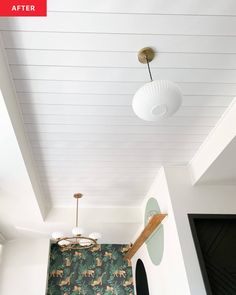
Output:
[89,232,102,240]
[51,231,64,240]
[72,226,84,236]
[132,48,182,122]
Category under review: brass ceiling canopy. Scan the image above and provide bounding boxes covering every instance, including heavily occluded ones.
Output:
[137,47,156,64]
[74,192,83,199]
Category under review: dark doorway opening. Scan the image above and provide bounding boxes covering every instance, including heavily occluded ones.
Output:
[135,259,150,295]
[189,214,236,295]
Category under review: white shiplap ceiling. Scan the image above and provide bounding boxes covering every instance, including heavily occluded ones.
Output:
[0,0,236,207]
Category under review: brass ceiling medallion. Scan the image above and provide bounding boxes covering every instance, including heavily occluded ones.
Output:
[74,192,83,199]
[51,193,101,250]
[137,47,155,64]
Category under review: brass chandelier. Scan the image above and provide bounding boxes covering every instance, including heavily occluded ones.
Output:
[51,193,101,250]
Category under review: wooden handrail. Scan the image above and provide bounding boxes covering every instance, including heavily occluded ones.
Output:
[124,213,167,260]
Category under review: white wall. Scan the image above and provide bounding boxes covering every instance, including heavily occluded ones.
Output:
[165,166,236,295]
[131,168,191,295]
[0,238,50,295]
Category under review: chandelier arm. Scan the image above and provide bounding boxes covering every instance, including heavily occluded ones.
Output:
[146,56,153,82]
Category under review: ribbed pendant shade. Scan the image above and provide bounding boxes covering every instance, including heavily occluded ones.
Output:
[132,80,182,122]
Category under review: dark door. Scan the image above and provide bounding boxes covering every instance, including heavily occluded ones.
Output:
[135,259,150,295]
[189,215,236,295]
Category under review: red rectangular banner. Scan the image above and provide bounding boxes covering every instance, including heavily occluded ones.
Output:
[0,0,47,16]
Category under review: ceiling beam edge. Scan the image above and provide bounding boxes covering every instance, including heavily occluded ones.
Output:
[0,33,48,220]
[188,98,236,184]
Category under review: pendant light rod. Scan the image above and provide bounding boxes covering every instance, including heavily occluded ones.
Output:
[74,193,83,228]
[76,197,79,227]
[146,57,153,82]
